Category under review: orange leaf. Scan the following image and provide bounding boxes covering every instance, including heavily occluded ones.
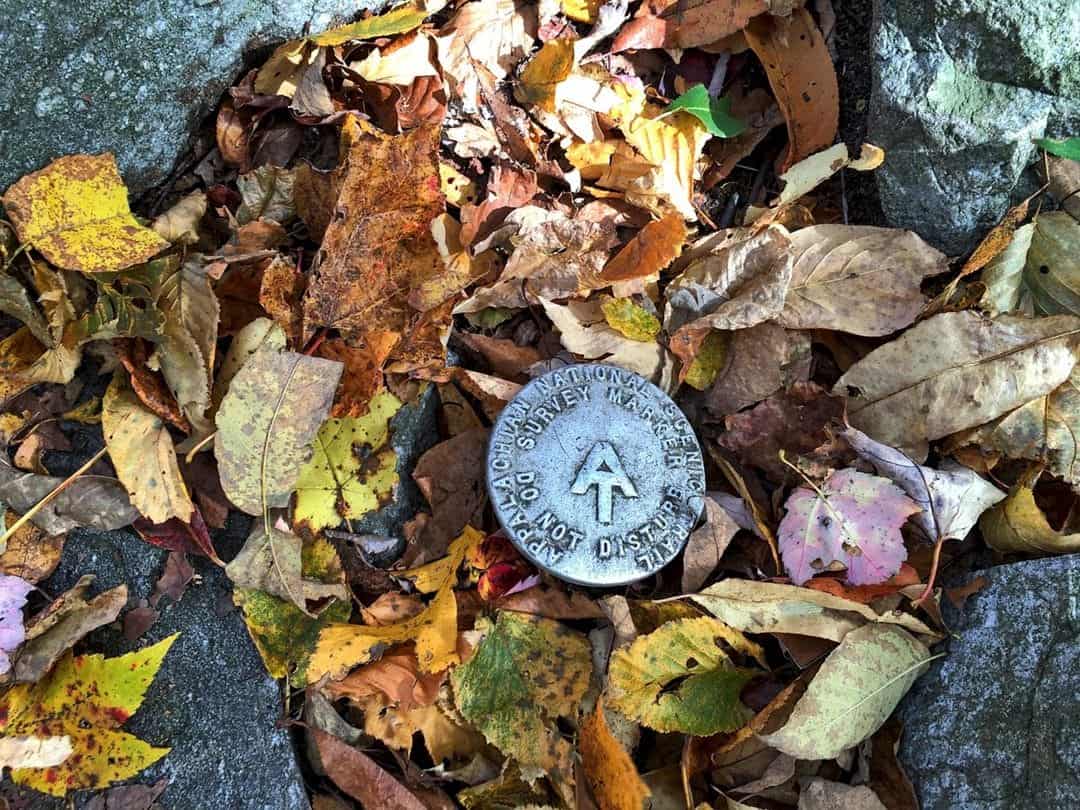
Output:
[599,212,687,285]
[801,564,922,604]
[745,8,839,171]
[580,701,651,810]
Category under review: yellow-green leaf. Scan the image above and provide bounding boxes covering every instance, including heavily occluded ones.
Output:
[452,611,591,793]
[601,297,661,342]
[683,330,729,391]
[1,634,177,797]
[102,373,194,524]
[1,154,168,274]
[310,4,429,46]
[294,390,401,532]
[607,617,758,735]
[236,540,351,686]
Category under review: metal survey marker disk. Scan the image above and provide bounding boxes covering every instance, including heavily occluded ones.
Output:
[487,364,706,587]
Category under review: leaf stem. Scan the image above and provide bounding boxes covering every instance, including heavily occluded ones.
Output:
[0,446,109,546]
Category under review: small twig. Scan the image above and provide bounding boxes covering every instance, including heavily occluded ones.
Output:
[303,327,329,356]
[184,431,216,463]
[839,167,849,225]
[0,446,108,546]
[913,533,946,607]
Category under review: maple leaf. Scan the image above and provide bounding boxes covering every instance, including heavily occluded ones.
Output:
[0,634,177,796]
[777,469,921,586]
[0,574,32,675]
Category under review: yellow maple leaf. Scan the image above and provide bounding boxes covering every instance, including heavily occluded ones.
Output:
[0,634,177,797]
[308,527,485,680]
[515,39,576,113]
[2,154,168,274]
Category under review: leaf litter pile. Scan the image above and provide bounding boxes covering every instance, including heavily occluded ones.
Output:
[0,0,1078,806]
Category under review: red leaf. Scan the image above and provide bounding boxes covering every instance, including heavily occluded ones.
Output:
[132,507,222,564]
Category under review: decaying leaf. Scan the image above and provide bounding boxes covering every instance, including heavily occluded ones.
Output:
[778,469,920,586]
[102,373,194,525]
[294,390,401,533]
[579,701,651,810]
[0,735,72,771]
[542,298,667,383]
[452,611,590,794]
[1,634,177,796]
[2,154,168,273]
[979,478,1080,555]
[681,497,740,593]
[214,340,342,516]
[760,624,931,760]
[311,728,427,810]
[837,312,1080,457]
[607,617,760,735]
[599,211,687,286]
[0,458,138,535]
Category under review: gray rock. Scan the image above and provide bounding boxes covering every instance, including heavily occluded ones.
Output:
[869,0,1080,254]
[899,555,1080,809]
[11,520,311,810]
[0,0,381,195]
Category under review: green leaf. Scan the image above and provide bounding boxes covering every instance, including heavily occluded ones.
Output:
[1034,136,1080,160]
[214,342,343,516]
[452,612,591,783]
[665,85,746,138]
[607,617,757,736]
[309,4,429,47]
[294,390,401,532]
[760,624,932,759]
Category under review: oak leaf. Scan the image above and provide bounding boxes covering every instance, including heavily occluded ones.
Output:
[0,634,177,796]
[1,154,168,274]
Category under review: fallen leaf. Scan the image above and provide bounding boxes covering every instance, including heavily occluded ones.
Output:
[842,426,1005,543]
[542,298,667,383]
[14,578,127,683]
[152,191,207,245]
[705,323,811,416]
[214,340,342,515]
[83,778,168,810]
[258,255,305,349]
[608,617,760,735]
[236,165,296,226]
[601,298,661,342]
[131,508,220,562]
[102,373,194,524]
[681,496,740,593]
[744,9,839,170]
[981,221,1037,314]
[777,469,920,586]
[599,212,687,285]
[690,579,939,643]
[323,643,450,711]
[452,611,590,796]
[835,312,1080,457]
[615,0,766,50]
[2,154,168,273]
[0,273,51,345]
[294,390,402,533]
[776,226,948,336]
[302,125,445,343]
[437,0,537,103]
[799,779,887,810]
[979,477,1080,554]
[759,624,930,760]
[665,86,746,138]
[1,634,177,796]
[717,382,847,482]
[0,574,33,676]
[0,735,72,770]
[0,458,138,535]
[579,701,651,810]
[0,513,64,583]
[311,728,427,810]
[316,334,399,418]
[114,338,189,432]
[515,39,576,113]
[767,142,884,211]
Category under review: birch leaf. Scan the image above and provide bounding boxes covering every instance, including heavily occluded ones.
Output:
[102,373,194,524]
[214,341,342,515]
[760,624,931,759]
[608,617,759,736]
[294,390,402,532]
[835,312,1080,457]
[777,469,920,586]
[1,635,177,796]
[1,154,168,273]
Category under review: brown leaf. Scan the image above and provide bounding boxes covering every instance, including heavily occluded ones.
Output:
[408,428,489,565]
[316,334,398,418]
[681,497,740,593]
[216,98,251,169]
[0,511,64,584]
[302,124,445,342]
[459,162,539,248]
[311,728,427,810]
[366,74,448,133]
[132,507,221,563]
[580,701,651,810]
[615,0,766,50]
[84,777,168,810]
[716,382,847,481]
[455,332,544,381]
[323,645,447,712]
[294,161,342,243]
[866,719,919,810]
[745,8,839,170]
[945,575,990,610]
[599,212,687,285]
[114,339,190,433]
[494,585,606,619]
[258,255,306,349]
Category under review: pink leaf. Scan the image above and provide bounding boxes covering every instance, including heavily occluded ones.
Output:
[0,574,33,675]
[777,469,921,586]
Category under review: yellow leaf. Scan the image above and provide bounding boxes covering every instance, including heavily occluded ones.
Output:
[562,0,600,23]
[0,328,43,403]
[580,701,651,810]
[311,4,430,46]
[601,298,661,342]
[566,141,617,180]
[515,39,576,113]
[979,479,1080,554]
[2,154,168,274]
[1,634,177,797]
[102,373,194,524]
[309,527,484,680]
[440,162,479,207]
[683,330,729,390]
[350,32,439,86]
[294,390,402,533]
